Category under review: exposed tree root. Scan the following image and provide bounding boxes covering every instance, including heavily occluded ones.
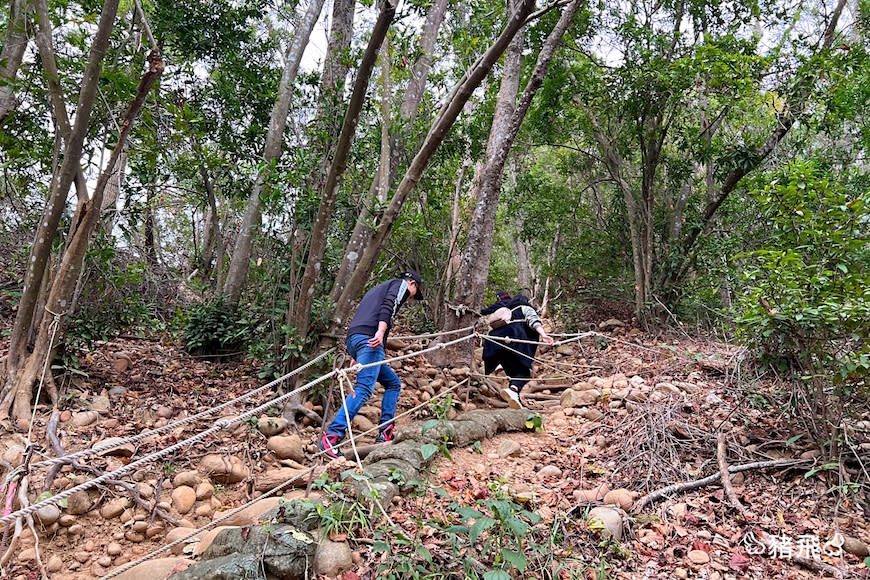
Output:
[43,406,180,527]
[0,475,46,577]
[282,394,322,429]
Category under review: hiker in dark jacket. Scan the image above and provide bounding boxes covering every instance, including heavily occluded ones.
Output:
[480,291,553,409]
[320,271,423,457]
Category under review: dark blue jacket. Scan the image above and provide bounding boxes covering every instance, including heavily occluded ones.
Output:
[346,278,413,341]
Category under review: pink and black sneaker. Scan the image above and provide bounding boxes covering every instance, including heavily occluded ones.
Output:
[320,433,344,458]
[375,423,395,444]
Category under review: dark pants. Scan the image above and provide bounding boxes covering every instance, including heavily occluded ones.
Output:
[484,356,532,393]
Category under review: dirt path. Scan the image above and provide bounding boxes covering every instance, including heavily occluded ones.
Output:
[2,327,869,579]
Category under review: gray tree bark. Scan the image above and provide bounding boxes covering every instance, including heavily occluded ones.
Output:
[327,0,449,309]
[0,0,31,125]
[222,0,327,304]
[292,0,395,343]
[2,0,122,420]
[437,0,582,365]
[4,46,163,423]
[322,0,537,342]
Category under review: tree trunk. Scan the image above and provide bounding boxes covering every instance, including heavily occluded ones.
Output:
[0,0,31,125]
[6,48,164,423]
[222,0,326,305]
[143,186,157,266]
[313,0,355,142]
[32,0,91,202]
[292,0,395,343]
[327,0,449,308]
[323,0,537,345]
[589,116,647,318]
[438,155,471,321]
[437,0,582,366]
[2,0,122,419]
[98,148,127,237]
[513,215,533,295]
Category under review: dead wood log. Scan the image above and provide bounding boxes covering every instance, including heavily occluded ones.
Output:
[632,459,810,513]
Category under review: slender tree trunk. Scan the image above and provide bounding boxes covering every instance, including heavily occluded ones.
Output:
[98,148,127,237]
[539,226,559,318]
[188,130,221,277]
[323,0,537,344]
[514,216,533,295]
[589,116,647,318]
[2,0,121,418]
[32,0,90,201]
[327,0,449,307]
[439,0,524,365]
[292,0,395,343]
[437,0,582,366]
[143,186,157,266]
[439,156,471,319]
[6,48,163,423]
[222,0,326,304]
[311,0,355,152]
[0,0,31,125]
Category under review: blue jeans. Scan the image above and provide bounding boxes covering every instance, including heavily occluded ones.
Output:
[327,334,402,437]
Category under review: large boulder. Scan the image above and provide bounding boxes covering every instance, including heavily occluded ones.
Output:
[195,524,316,579]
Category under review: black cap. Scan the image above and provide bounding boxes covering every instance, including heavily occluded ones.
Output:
[401,270,424,299]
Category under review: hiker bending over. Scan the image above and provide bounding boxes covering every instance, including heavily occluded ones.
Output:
[320,271,423,458]
[480,291,553,409]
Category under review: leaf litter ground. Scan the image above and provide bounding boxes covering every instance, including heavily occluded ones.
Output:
[1,324,869,579]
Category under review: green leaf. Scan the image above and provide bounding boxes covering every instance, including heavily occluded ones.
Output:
[415,544,433,562]
[455,506,485,520]
[422,419,440,434]
[501,548,527,572]
[483,570,511,580]
[373,541,390,553]
[469,517,496,544]
[420,443,439,461]
[505,516,530,538]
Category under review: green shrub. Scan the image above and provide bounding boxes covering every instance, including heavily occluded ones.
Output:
[182,297,250,355]
[735,160,870,446]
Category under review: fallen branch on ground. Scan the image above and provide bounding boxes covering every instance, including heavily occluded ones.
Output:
[44,407,180,527]
[632,458,809,513]
[717,431,748,518]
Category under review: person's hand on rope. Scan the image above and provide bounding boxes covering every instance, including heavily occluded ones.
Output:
[537,327,555,346]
